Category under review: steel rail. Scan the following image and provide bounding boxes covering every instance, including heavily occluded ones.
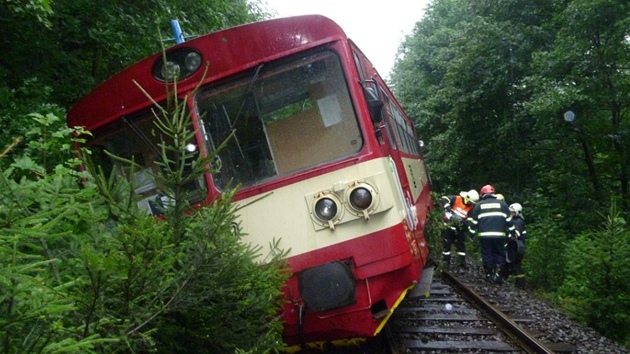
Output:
[441,270,555,354]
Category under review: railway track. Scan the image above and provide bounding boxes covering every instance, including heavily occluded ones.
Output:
[385,267,576,353]
[291,266,579,354]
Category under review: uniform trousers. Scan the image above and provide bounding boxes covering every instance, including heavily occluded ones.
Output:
[479,236,507,271]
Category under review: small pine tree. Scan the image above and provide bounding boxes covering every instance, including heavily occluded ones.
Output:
[557,201,630,346]
[75,75,290,353]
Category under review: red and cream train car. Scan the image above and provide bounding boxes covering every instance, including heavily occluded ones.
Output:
[67,15,432,349]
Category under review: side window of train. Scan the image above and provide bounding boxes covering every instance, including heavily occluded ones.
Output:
[353,50,388,127]
[352,51,366,82]
[386,100,403,151]
[379,92,397,150]
[385,99,421,156]
[406,120,420,155]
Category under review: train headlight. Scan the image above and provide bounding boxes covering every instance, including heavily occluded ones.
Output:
[310,192,343,230]
[346,182,378,220]
[349,187,372,210]
[184,51,202,71]
[153,48,203,82]
[315,198,337,221]
[162,61,180,81]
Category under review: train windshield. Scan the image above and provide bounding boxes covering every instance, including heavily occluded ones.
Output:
[196,50,362,189]
[87,107,205,215]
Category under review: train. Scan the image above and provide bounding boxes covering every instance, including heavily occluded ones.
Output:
[66,15,432,350]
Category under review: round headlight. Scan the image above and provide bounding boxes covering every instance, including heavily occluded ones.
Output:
[153,48,203,82]
[315,198,338,221]
[349,187,373,210]
[185,51,202,72]
[162,61,180,81]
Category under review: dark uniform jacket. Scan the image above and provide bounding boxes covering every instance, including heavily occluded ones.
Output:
[507,215,527,261]
[468,195,515,238]
[511,216,527,242]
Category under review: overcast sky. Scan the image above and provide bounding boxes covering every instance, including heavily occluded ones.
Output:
[260,0,431,79]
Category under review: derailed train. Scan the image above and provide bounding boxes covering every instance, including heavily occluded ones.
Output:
[67,15,432,349]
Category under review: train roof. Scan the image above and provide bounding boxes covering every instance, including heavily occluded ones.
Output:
[67,15,347,129]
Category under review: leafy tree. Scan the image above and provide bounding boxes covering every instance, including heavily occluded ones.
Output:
[391,0,472,191]
[2,0,53,27]
[392,0,630,341]
[392,0,555,194]
[526,0,630,212]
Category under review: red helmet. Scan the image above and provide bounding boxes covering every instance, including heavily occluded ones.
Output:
[480,184,495,195]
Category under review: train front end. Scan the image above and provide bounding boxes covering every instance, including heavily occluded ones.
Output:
[202,47,432,346]
[67,15,432,350]
[235,155,431,348]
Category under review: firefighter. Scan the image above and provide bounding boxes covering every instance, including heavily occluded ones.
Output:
[439,189,479,270]
[468,184,516,283]
[505,203,527,288]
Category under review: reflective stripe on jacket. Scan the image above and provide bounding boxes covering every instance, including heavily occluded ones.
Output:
[468,195,514,238]
[512,216,527,242]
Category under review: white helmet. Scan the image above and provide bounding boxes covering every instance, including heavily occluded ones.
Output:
[509,203,523,216]
[460,189,479,204]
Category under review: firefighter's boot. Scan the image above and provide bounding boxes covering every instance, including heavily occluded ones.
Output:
[493,265,504,284]
[442,254,451,270]
[458,255,468,269]
[483,266,493,283]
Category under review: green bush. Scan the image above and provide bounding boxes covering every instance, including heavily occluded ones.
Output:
[1,92,289,353]
[556,203,630,346]
[425,192,447,262]
[522,219,567,292]
[1,118,110,353]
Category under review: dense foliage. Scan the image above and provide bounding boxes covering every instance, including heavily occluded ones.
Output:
[558,203,630,344]
[1,1,289,353]
[0,86,288,354]
[392,0,630,346]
